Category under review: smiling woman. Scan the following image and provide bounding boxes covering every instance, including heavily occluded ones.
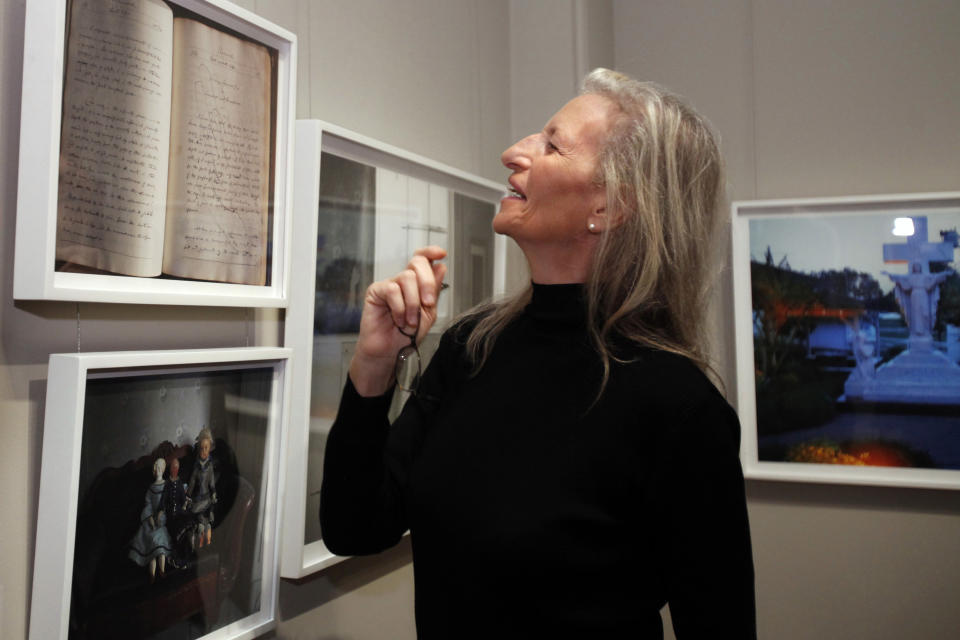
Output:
[321,68,756,639]
[493,92,614,282]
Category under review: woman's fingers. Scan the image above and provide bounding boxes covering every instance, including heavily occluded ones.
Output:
[393,268,422,329]
[432,261,448,292]
[413,245,448,262]
[350,247,446,396]
[361,247,447,334]
[410,246,447,306]
[368,278,408,331]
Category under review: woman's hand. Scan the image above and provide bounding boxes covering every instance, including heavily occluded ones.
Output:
[349,246,447,397]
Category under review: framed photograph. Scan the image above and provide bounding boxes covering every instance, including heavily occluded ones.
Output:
[732,192,960,489]
[30,347,291,640]
[280,120,508,578]
[14,0,296,306]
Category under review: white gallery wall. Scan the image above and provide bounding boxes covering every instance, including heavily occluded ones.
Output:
[2,0,959,639]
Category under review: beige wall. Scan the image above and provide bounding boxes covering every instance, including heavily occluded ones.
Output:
[4,0,959,638]
[614,1,960,639]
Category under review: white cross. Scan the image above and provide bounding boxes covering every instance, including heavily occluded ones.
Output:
[882,216,954,273]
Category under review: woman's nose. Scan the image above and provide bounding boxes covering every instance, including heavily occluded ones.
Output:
[501,134,537,171]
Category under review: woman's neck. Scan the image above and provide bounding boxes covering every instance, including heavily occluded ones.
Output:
[518,239,594,284]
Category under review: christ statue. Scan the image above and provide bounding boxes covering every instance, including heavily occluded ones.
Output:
[883,261,950,347]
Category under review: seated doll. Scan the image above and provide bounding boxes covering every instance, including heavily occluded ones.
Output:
[127,457,173,580]
[162,456,193,567]
[186,428,217,549]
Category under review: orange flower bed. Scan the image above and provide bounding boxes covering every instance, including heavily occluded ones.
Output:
[787,443,866,465]
[786,440,915,467]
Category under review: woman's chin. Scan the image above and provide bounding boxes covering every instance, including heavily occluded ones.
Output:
[492,212,520,237]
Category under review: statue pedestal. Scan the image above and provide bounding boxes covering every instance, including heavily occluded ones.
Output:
[844,348,960,405]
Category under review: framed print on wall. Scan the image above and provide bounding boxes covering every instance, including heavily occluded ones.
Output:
[14,0,296,306]
[30,347,291,640]
[280,120,508,578]
[732,192,960,489]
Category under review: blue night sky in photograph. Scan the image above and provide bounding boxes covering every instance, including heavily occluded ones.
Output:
[749,211,960,293]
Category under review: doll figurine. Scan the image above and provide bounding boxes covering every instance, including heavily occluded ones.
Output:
[186,428,216,549]
[162,456,191,566]
[128,457,174,581]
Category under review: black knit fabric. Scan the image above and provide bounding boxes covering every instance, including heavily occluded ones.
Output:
[321,283,756,639]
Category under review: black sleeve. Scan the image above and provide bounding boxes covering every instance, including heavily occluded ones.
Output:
[319,377,403,556]
[319,330,454,556]
[654,397,757,638]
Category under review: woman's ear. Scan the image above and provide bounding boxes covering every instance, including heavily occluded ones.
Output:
[587,205,623,233]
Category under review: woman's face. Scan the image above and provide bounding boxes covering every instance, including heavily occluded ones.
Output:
[198,438,211,461]
[494,93,615,249]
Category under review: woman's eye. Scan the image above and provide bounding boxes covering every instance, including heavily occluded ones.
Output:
[546,141,559,153]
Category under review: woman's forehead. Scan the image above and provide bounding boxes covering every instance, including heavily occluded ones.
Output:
[547,94,615,144]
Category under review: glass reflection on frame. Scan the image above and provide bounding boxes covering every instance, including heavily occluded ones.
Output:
[281,121,507,577]
[303,152,498,547]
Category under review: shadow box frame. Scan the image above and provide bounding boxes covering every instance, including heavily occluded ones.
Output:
[280,119,509,578]
[731,191,960,490]
[30,346,292,640]
[14,0,297,307]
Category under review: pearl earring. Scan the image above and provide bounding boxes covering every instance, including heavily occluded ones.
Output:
[588,222,597,231]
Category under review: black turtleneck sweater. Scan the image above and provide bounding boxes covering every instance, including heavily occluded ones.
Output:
[321,284,756,639]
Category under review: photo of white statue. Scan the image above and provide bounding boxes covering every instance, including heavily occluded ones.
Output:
[746,211,960,471]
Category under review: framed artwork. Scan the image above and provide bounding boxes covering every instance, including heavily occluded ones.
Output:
[280,120,508,578]
[732,192,960,489]
[14,0,296,306]
[30,347,291,640]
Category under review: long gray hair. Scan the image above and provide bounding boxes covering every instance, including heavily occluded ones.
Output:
[462,68,725,396]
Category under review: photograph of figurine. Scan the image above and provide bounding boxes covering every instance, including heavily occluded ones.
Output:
[161,456,193,568]
[68,366,274,639]
[126,458,173,581]
[187,428,218,550]
[744,210,960,475]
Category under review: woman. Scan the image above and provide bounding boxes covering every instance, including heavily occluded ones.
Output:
[321,68,755,638]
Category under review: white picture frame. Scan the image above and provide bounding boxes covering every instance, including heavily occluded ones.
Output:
[732,191,960,489]
[14,0,296,306]
[280,120,508,578]
[30,346,291,640]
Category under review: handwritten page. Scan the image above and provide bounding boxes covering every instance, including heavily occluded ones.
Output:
[56,0,173,277]
[162,18,271,285]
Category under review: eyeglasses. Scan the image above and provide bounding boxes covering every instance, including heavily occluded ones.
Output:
[396,319,422,394]
[395,284,447,396]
